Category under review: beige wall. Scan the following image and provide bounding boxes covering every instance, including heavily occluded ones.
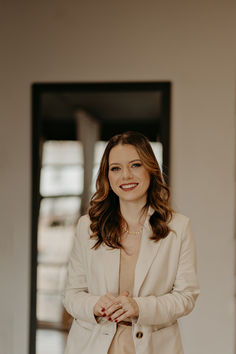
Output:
[0,1,235,353]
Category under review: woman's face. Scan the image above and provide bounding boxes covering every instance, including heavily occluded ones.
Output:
[108,144,150,205]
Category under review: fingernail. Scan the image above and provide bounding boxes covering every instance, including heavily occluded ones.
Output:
[115,319,118,323]
[103,313,106,317]
[101,307,105,312]
[108,317,112,321]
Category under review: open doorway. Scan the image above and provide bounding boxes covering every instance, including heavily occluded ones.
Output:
[31,82,171,354]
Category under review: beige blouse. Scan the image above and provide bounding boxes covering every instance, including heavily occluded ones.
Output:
[108,234,141,354]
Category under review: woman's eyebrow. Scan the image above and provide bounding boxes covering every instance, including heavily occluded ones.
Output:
[129,159,141,163]
[109,159,141,166]
[109,162,121,166]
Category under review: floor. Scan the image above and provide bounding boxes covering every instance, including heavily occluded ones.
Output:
[36,329,67,354]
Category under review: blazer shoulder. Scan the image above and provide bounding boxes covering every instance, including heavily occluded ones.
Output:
[78,214,91,226]
[171,212,189,224]
[169,212,190,235]
[76,214,92,241]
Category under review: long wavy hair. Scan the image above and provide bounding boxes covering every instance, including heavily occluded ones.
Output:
[88,131,173,249]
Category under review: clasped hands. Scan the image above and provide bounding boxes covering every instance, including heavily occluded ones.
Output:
[94,291,139,323]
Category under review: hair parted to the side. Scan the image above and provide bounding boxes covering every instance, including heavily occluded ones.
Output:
[88,131,173,249]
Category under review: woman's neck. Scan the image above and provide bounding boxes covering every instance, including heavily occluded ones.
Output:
[119,199,147,228]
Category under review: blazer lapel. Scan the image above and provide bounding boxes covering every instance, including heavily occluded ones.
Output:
[133,209,163,297]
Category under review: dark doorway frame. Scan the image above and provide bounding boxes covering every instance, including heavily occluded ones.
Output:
[30,81,171,354]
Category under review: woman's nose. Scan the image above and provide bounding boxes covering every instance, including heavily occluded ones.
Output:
[122,167,133,179]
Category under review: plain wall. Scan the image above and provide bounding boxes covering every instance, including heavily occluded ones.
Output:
[0,1,235,353]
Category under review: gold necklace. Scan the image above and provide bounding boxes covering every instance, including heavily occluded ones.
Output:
[123,227,143,235]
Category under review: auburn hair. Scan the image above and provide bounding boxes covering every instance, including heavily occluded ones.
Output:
[88,131,173,249]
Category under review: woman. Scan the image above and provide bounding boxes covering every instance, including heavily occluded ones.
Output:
[63,131,200,354]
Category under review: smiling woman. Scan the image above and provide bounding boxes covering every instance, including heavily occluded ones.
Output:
[62,131,200,354]
[108,144,150,206]
[88,131,173,250]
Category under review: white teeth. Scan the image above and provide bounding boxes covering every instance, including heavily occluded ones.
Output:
[121,183,137,189]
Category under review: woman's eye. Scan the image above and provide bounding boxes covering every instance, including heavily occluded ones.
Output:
[110,166,120,171]
[131,163,142,168]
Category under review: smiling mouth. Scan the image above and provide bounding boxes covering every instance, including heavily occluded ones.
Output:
[120,183,138,191]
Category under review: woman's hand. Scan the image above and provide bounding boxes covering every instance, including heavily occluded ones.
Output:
[93,291,130,317]
[105,292,139,323]
[93,293,117,317]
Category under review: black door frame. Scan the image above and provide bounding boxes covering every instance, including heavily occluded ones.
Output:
[30,81,171,354]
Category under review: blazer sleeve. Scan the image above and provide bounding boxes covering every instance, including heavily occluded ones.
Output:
[133,218,200,326]
[62,216,99,324]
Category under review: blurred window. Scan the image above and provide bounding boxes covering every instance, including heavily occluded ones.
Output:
[37,141,83,326]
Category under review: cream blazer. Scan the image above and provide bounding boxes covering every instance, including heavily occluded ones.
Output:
[63,209,200,354]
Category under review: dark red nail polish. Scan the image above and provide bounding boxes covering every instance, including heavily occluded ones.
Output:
[108,317,112,321]
[103,313,106,317]
[101,307,105,312]
[115,319,118,323]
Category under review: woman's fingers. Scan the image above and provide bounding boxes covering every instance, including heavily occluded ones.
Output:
[109,308,127,321]
[110,298,139,322]
[112,309,130,323]
[106,291,129,309]
[94,291,133,318]
[100,296,115,314]
[106,301,129,320]
[101,293,116,307]
[94,293,116,316]
[105,302,123,317]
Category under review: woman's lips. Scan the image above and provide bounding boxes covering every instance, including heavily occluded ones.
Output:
[119,183,138,191]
